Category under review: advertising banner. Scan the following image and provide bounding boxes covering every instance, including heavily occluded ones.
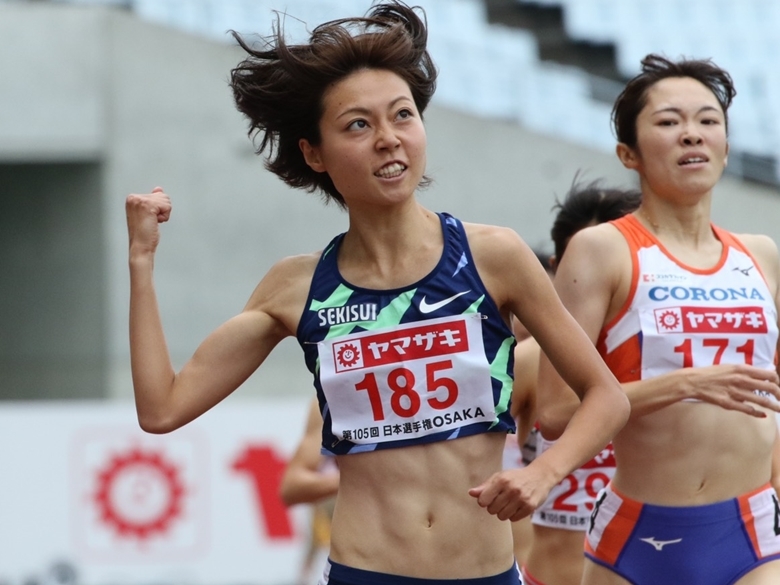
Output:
[0,399,314,585]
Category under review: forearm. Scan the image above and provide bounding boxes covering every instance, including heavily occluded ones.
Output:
[535,356,581,440]
[622,369,691,420]
[129,254,176,432]
[280,470,339,506]
[537,384,628,482]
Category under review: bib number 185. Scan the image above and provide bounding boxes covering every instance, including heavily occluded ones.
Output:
[354,359,457,421]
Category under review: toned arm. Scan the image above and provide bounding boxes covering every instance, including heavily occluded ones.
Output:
[126,189,317,433]
[466,224,629,519]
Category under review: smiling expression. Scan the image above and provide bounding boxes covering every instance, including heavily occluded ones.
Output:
[299,68,427,210]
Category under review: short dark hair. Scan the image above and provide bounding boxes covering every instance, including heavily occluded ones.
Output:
[612,53,737,149]
[550,177,642,263]
[229,2,437,207]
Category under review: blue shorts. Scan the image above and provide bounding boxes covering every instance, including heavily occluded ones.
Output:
[585,483,780,585]
[318,559,522,585]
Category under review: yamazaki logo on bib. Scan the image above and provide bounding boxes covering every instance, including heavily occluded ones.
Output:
[318,314,496,444]
[654,306,768,334]
[331,319,470,373]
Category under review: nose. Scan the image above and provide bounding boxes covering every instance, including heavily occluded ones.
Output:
[681,124,703,146]
[375,123,401,150]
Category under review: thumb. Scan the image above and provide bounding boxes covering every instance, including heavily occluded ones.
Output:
[468,484,485,499]
[152,186,164,194]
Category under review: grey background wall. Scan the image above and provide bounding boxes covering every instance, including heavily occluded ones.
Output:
[1,2,778,402]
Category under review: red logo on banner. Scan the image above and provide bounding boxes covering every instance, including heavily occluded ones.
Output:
[93,448,185,540]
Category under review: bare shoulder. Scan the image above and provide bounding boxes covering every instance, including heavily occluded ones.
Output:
[461,221,524,257]
[736,233,780,262]
[244,251,321,334]
[567,221,627,254]
[461,221,533,276]
[735,233,780,292]
[558,222,629,277]
[460,222,539,307]
[554,222,632,325]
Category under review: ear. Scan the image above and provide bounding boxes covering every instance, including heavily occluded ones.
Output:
[616,142,640,170]
[299,138,326,173]
[724,140,729,167]
[548,255,558,273]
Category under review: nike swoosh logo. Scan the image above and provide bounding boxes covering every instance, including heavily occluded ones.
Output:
[419,290,471,314]
[640,537,682,551]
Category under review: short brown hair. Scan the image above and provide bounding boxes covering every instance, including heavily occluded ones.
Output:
[229,2,437,207]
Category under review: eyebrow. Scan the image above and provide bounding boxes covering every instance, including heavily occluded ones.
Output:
[335,96,413,120]
[651,105,722,117]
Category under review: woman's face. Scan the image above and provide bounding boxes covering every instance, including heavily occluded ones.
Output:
[618,76,729,201]
[299,68,427,210]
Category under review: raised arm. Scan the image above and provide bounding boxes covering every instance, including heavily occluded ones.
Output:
[126,188,311,433]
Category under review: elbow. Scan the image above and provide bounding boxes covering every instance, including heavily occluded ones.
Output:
[136,412,179,435]
[614,391,631,430]
[536,406,570,441]
[278,481,296,507]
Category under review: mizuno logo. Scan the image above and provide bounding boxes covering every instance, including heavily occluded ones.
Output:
[640,537,682,551]
[734,265,755,276]
[419,290,471,314]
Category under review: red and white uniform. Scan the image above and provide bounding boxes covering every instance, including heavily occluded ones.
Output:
[598,215,777,385]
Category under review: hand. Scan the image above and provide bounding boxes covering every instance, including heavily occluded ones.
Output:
[126,187,172,257]
[685,364,780,417]
[468,466,553,522]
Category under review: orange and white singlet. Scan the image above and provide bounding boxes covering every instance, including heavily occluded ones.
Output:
[598,215,778,385]
[583,216,780,585]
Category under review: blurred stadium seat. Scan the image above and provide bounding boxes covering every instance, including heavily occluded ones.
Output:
[16,0,778,185]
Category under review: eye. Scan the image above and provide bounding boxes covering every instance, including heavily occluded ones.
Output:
[396,108,414,120]
[701,118,720,125]
[657,119,677,126]
[347,119,368,131]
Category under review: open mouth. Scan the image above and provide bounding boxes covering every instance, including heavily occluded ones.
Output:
[678,155,708,166]
[375,163,407,178]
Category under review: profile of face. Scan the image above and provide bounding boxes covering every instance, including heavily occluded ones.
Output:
[616,76,729,199]
[299,68,427,209]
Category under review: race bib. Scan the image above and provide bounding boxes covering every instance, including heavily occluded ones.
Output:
[533,439,615,530]
[318,314,496,444]
[638,305,774,379]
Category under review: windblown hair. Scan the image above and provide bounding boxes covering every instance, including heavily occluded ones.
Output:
[612,53,737,149]
[229,2,437,207]
[550,177,642,263]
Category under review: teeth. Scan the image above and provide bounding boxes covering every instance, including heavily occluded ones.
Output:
[376,163,406,178]
[681,157,706,165]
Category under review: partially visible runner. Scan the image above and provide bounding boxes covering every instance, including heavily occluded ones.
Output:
[280,399,339,585]
[510,179,642,585]
[537,54,780,585]
[124,3,629,584]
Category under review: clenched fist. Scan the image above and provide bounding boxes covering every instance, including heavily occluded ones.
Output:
[126,187,172,258]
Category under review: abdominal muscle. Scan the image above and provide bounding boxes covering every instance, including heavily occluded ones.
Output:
[612,400,777,505]
[328,432,514,578]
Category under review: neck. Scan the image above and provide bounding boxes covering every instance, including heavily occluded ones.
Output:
[636,206,709,240]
